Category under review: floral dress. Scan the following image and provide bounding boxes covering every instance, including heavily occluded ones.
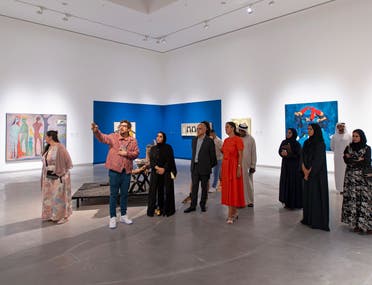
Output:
[41,145,72,221]
[341,145,372,232]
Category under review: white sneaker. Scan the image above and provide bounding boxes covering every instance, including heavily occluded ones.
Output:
[208,187,215,193]
[109,217,117,229]
[120,214,133,225]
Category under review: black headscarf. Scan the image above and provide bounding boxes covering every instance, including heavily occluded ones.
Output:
[302,123,325,168]
[350,129,367,151]
[157,131,167,145]
[280,128,298,151]
[150,132,177,176]
[288,128,298,141]
[308,123,324,143]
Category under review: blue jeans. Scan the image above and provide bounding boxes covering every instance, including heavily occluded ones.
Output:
[212,160,222,188]
[109,170,131,218]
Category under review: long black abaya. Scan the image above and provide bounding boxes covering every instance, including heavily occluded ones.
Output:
[278,129,303,209]
[147,140,177,217]
[301,124,330,231]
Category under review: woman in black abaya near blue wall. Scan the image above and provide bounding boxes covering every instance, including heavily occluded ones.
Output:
[301,123,330,231]
[278,128,303,209]
[147,131,177,217]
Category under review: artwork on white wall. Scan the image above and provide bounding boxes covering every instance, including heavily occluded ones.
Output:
[231,118,252,135]
[285,101,338,150]
[6,113,67,161]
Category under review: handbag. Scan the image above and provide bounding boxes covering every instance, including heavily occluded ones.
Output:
[45,151,60,180]
[46,170,59,180]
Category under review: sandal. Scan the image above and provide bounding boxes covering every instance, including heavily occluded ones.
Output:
[57,218,68,224]
[226,217,234,224]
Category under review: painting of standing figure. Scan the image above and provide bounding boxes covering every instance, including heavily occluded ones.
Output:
[285,101,338,150]
[6,113,67,161]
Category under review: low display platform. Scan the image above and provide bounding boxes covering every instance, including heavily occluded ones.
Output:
[72,171,150,208]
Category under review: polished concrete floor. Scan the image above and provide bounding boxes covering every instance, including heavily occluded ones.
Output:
[0,160,371,285]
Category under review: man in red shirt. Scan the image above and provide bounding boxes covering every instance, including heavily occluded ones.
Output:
[92,120,139,229]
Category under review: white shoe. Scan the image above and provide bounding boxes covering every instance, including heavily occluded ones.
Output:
[109,217,117,229]
[120,215,133,225]
[208,187,215,193]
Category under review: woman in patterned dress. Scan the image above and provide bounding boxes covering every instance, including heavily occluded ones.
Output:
[220,122,245,224]
[41,130,73,224]
[341,129,372,234]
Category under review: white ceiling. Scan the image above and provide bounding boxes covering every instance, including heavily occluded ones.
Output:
[0,0,336,53]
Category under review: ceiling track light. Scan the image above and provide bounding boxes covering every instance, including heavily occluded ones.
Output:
[62,13,70,21]
[16,0,269,46]
[36,6,44,15]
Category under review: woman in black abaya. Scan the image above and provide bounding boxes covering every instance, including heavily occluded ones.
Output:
[147,131,177,217]
[278,128,303,209]
[301,123,330,231]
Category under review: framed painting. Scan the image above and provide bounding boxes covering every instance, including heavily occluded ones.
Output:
[181,122,213,136]
[285,101,338,150]
[231,118,252,135]
[6,113,67,161]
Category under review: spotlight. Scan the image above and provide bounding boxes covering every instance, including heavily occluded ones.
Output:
[246,6,253,14]
[203,21,209,29]
[36,6,44,15]
[268,0,275,5]
[161,37,166,44]
[62,13,70,21]
[142,35,149,41]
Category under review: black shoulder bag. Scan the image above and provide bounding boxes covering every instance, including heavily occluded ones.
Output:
[45,154,60,180]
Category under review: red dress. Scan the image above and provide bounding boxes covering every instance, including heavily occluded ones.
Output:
[221,136,245,207]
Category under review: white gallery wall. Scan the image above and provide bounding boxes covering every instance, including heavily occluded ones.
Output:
[0,16,164,172]
[163,0,372,169]
[1,0,372,173]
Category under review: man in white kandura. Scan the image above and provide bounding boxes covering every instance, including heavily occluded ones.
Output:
[330,122,351,194]
[238,123,257,207]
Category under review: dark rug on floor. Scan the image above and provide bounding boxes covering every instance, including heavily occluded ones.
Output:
[72,182,148,208]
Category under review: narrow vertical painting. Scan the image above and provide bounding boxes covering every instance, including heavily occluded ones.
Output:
[285,101,338,150]
[6,113,67,161]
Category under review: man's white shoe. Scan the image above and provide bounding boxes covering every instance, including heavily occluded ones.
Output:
[109,217,117,229]
[120,215,133,224]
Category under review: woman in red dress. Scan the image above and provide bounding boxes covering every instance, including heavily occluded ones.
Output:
[221,122,245,224]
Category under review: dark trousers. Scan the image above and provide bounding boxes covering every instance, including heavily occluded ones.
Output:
[108,169,131,218]
[147,172,165,215]
[191,164,210,209]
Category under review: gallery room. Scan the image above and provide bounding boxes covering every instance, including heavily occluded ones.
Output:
[0,0,371,284]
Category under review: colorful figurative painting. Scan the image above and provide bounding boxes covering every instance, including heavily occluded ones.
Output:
[6,113,67,161]
[285,101,338,151]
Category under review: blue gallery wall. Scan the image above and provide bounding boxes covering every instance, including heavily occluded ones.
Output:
[93,100,221,164]
[162,101,222,159]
